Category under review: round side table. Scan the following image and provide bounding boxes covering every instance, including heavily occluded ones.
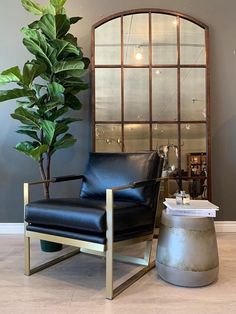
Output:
[156,210,219,287]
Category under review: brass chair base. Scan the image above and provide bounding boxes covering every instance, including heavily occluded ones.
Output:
[24,231,154,300]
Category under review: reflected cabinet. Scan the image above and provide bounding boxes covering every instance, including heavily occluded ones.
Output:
[91,9,210,199]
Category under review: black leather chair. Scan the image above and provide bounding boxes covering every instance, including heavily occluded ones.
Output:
[24,152,163,299]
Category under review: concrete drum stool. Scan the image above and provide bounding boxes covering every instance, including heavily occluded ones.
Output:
[156,210,219,287]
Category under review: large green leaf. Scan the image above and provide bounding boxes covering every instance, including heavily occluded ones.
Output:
[50,39,83,59]
[0,88,35,102]
[15,141,48,161]
[22,28,56,66]
[63,77,89,91]
[21,0,44,15]
[22,62,46,86]
[52,133,76,153]
[58,117,78,125]
[58,69,87,78]
[23,38,52,67]
[16,129,40,141]
[82,57,90,69]
[50,0,67,14]
[11,107,40,128]
[38,14,70,40]
[64,33,77,46]
[2,66,22,80]
[43,101,60,113]
[55,123,69,136]
[47,82,65,103]
[41,120,56,145]
[65,93,82,110]
[48,106,68,121]
[0,73,20,85]
[70,17,82,24]
[53,60,84,73]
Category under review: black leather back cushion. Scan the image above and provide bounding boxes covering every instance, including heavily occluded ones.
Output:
[80,152,161,204]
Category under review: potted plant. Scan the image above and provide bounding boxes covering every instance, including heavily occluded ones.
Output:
[0,0,90,251]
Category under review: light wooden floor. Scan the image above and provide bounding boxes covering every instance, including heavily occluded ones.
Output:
[0,233,236,314]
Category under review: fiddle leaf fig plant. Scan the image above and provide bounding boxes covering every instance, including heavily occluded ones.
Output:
[0,0,90,198]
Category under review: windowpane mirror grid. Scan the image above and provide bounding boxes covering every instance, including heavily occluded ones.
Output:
[95,68,121,121]
[92,10,209,197]
[180,124,206,176]
[152,14,177,65]
[180,18,206,65]
[152,68,177,121]
[180,68,206,121]
[124,124,150,152]
[123,14,149,65]
[124,68,149,121]
[95,124,122,152]
[95,18,121,65]
[152,124,178,172]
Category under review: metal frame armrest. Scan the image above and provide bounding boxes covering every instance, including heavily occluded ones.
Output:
[111,177,162,192]
[24,175,84,205]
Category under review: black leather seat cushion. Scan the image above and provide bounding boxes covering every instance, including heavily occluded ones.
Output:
[25,198,154,236]
[80,152,161,205]
[26,224,153,244]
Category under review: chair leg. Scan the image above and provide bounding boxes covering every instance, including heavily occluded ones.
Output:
[24,233,80,276]
[105,239,155,299]
[106,245,113,300]
[24,234,30,276]
[144,240,153,266]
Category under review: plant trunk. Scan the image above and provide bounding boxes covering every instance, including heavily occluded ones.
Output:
[39,154,51,199]
[39,154,62,252]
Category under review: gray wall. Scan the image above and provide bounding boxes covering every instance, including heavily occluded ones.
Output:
[0,0,235,222]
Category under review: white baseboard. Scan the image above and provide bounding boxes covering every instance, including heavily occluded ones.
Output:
[0,223,24,234]
[214,221,236,233]
[0,222,236,234]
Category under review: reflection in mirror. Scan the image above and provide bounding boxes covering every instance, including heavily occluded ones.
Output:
[124,124,149,152]
[95,18,121,65]
[180,68,206,121]
[152,124,178,175]
[152,14,177,64]
[95,124,122,152]
[181,124,207,199]
[95,68,121,121]
[124,69,149,121]
[180,124,206,174]
[152,68,177,121]
[123,14,149,65]
[180,18,206,64]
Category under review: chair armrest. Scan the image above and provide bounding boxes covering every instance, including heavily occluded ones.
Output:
[24,175,84,186]
[52,175,85,183]
[24,175,84,205]
[111,177,162,192]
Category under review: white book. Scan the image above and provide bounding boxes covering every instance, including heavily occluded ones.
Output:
[164,198,219,211]
[165,207,216,218]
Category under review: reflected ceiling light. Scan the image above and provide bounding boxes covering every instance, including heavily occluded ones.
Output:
[134,45,143,60]
[156,70,162,75]
[185,124,191,130]
[202,108,206,118]
[173,19,178,26]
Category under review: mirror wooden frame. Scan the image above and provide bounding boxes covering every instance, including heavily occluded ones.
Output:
[91,9,211,199]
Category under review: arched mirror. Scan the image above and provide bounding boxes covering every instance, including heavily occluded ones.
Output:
[91,9,210,199]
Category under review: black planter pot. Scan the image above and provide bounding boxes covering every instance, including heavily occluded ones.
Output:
[40,240,63,252]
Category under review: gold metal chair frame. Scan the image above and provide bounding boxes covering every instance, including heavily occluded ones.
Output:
[24,177,162,300]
